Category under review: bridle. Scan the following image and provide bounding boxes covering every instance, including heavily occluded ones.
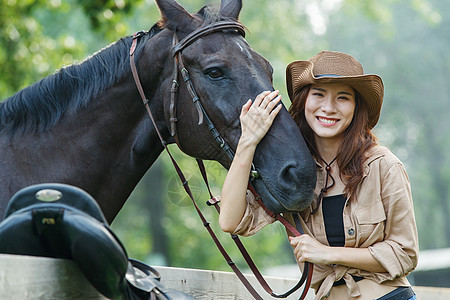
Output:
[129,21,313,300]
[130,22,240,162]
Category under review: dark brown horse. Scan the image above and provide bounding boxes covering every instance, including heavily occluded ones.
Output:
[0,0,315,224]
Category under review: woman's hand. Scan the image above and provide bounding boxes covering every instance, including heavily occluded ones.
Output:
[239,90,282,146]
[289,235,388,273]
[289,235,333,265]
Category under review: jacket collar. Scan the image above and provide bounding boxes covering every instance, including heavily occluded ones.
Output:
[362,145,386,177]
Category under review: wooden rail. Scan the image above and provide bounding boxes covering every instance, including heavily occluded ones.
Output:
[1,254,449,299]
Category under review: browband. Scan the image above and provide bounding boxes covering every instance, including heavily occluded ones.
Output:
[171,21,245,56]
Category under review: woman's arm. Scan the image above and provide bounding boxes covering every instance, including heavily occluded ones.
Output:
[289,235,387,273]
[368,160,418,278]
[219,90,282,233]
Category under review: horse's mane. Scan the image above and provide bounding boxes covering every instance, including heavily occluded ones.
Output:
[196,5,234,25]
[0,5,234,134]
[0,24,162,134]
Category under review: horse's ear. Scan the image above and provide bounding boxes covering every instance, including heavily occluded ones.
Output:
[155,0,198,33]
[219,0,242,20]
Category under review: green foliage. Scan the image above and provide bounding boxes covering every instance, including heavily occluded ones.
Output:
[0,0,82,97]
[0,0,148,100]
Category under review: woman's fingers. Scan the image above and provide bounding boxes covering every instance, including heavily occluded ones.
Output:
[240,99,252,116]
[260,90,280,109]
[242,90,282,118]
[239,90,283,145]
[251,90,280,110]
[290,235,308,263]
[289,235,332,265]
[268,96,282,116]
[252,90,271,107]
[247,91,283,125]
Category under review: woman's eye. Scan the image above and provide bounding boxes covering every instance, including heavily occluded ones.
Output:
[338,96,352,101]
[207,69,224,79]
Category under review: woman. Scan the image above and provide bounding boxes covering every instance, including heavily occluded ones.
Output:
[219,51,418,300]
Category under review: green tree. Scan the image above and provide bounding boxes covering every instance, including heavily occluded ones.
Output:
[0,0,146,100]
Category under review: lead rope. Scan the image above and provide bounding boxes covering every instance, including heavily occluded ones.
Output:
[197,159,313,299]
[246,183,313,300]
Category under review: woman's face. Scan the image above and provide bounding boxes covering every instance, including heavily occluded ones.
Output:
[305,83,356,144]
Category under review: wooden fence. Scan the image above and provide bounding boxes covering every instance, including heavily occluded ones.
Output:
[1,254,449,299]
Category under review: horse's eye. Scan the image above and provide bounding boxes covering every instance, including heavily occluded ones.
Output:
[206,69,224,79]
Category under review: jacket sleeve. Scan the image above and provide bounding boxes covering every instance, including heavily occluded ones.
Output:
[368,161,419,280]
[232,190,276,237]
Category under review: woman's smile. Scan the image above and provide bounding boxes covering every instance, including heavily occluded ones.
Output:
[317,116,339,126]
[305,83,356,143]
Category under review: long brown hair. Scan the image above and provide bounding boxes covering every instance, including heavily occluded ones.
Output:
[288,85,378,197]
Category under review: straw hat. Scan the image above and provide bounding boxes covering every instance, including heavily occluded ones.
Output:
[286,51,384,129]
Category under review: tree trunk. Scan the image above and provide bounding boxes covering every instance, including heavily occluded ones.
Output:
[143,160,170,265]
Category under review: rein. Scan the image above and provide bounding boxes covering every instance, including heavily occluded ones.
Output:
[129,22,312,300]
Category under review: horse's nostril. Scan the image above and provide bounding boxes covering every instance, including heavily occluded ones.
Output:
[278,161,313,192]
[280,163,298,183]
[274,162,315,211]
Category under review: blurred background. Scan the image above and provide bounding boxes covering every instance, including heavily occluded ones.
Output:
[1,0,448,287]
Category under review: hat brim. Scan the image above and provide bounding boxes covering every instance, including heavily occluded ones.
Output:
[286,60,384,129]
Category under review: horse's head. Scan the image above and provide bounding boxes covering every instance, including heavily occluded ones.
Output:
[153,0,316,213]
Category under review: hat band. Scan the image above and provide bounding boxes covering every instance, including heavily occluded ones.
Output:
[315,74,342,78]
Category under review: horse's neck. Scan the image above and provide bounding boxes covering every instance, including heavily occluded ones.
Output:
[0,38,172,222]
[53,76,168,220]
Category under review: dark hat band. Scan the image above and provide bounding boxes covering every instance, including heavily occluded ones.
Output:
[315,74,342,78]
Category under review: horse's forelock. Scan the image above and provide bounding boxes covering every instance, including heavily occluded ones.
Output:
[159,5,233,29]
[197,5,236,25]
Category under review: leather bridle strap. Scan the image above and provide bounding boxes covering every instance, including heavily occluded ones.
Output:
[169,21,245,131]
[169,34,179,137]
[171,21,245,56]
[246,184,314,300]
[170,21,245,161]
[130,31,167,147]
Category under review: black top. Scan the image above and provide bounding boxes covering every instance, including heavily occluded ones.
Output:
[322,194,365,287]
[322,194,347,247]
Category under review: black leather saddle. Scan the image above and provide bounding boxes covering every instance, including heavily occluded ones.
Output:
[0,183,195,300]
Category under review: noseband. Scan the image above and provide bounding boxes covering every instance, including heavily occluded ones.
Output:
[129,21,312,300]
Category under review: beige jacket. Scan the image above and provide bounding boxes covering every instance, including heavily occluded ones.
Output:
[233,145,419,299]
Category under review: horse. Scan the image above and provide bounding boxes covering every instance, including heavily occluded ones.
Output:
[0,0,316,224]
